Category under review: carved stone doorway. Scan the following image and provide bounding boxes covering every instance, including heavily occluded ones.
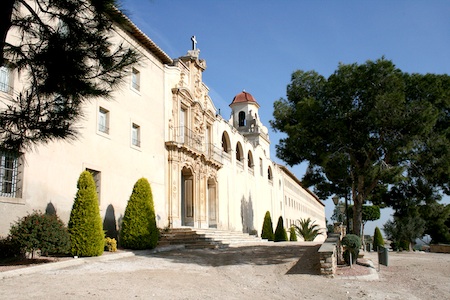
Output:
[181,167,194,226]
[207,177,217,228]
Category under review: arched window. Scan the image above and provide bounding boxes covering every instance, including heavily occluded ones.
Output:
[268,166,273,180]
[238,111,246,127]
[247,151,254,169]
[236,142,243,161]
[221,132,230,153]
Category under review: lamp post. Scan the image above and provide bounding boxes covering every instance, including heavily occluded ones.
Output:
[332,195,347,229]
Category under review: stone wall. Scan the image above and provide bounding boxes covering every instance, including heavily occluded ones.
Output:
[430,244,450,253]
[318,233,341,276]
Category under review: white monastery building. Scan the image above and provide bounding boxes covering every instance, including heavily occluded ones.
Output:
[0,8,325,241]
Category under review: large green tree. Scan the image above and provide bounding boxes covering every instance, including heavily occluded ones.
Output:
[271,58,450,237]
[0,0,138,150]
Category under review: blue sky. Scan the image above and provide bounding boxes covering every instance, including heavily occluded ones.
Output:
[120,0,450,236]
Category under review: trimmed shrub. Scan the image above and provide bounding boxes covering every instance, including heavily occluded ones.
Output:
[289,226,298,241]
[274,216,288,242]
[105,237,117,252]
[120,178,158,249]
[8,211,70,257]
[373,226,384,251]
[68,171,104,257]
[261,211,274,241]
[342,234,361,265]
[0,236,22,259]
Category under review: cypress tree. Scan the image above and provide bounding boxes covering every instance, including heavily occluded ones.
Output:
[274,216,288,242]
[68,171,104,257]
[120,178,158,249]
[289,226,298,241]
[261,211,274,241]
[373,226,384,251]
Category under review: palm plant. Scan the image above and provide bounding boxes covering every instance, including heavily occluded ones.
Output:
[293,218,322,241]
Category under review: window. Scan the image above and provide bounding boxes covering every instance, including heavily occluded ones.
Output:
[131,68,140,91]
[247,151,254,169]
[0,66,10,93]
[235,142,243,161]
[221,132,230,153]
[238,111,246,127]
[0,151,21,198]
[98,107,109,134]
[86,168,101,205]
[131,123,141,147]
[268,166,273,181]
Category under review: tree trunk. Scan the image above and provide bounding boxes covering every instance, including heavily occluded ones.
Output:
[0,0,15,67]
[352,193,364,237]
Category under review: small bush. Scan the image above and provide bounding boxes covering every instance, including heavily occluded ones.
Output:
[0,236,22,259]
[373,227,384,251]
[341,234,361,265]
[289,226,298,241]
[68,171,105,257]
[261,211,274,241]
[120,178,158,250]
[105,237,117,252]
[274,216,288,242]
[8,211,70,257]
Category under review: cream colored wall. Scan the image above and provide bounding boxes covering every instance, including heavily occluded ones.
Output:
[281,171,326,242]
[0,24,168,236]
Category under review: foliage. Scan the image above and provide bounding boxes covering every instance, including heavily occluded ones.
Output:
[104,237,117,252]
[8,211,70,257]
[120,178,158,250]
[373,227,384,251]
[289,226,298,241]
[0,235,22,259]
[383,211,425,251]
[68,171,104,257]
[341,234,361,264]
[274,216,288,242]
[261,211,274,241]
[271,58,450,237]
[0,0,138,150]
[420,203,450,244]
[293,217,322,241]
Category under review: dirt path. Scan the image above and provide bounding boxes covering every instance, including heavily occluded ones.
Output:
[1,243,449,299]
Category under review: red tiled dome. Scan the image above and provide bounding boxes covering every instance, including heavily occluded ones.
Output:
[230,90,259,106]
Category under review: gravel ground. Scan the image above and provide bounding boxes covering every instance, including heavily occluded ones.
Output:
[1,242,449,300]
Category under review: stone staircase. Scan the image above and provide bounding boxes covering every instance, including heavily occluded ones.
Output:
[158,227,266,249]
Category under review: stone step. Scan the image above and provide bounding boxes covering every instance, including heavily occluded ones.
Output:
[157,227,265,249]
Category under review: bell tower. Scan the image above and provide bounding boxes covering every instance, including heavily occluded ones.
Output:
[229,90,270,150]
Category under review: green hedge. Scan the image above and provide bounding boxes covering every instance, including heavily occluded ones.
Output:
[120,178,158,250]
[274,216,288,242]
[9,211,70,257]
[261,211,274,241]
[68,171,104,257]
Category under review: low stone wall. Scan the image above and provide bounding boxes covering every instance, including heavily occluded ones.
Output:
[430,244,450,253]
[318,233,341,276]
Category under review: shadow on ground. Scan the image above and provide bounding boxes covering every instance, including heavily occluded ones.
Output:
[133,243,321,275]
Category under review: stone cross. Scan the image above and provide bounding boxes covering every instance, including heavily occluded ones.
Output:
[191,35,197,50]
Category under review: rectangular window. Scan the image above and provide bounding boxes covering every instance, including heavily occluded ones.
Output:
[86,168,101,205]
[98,107,109,134]
[131,123,140,147]
[0,66,10,93]
[131,68,140,91]
[0,151,21,198]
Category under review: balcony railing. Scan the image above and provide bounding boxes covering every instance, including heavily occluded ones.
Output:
[167,126,225,165]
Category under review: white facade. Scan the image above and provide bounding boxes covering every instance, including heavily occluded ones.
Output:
[0,9,325,241]
[0,13,171,237]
